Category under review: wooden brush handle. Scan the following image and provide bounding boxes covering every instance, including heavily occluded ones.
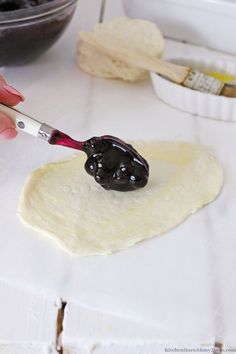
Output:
[80,32,191,84]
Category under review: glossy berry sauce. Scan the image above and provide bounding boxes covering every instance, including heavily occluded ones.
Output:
[0,0,74,66]
[49,131,149,192]
[0,0,53,11]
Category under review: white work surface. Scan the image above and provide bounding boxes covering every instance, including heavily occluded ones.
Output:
[0,0,236,353]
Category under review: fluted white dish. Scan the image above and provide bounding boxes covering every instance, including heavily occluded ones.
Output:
[150,57,236,122]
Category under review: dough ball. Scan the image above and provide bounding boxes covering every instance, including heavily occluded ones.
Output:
[78,38,148,82]
[77,17,164,82]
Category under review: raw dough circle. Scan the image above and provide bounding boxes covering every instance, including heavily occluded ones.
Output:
[18,142,223,256]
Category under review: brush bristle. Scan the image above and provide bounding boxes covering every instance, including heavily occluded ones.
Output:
[220,84,236,98]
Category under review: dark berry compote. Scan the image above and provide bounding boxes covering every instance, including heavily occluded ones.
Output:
[49,132,149,192]
[0,0,53,11]
[83,136,149,191]
[0,0,77,66]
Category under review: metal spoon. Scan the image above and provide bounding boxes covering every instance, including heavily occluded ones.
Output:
[0,103,149,191]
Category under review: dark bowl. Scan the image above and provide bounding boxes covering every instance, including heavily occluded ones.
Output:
[0,0,78,66]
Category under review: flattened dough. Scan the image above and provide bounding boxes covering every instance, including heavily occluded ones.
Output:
[18,142,223,256]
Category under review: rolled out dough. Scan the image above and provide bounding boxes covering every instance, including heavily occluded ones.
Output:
[18,142,223,256]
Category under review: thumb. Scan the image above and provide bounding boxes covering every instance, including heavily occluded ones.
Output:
[0,74,24,106]
[0,112,17,139]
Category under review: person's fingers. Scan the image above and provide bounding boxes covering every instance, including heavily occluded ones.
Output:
[0,74,24,106]
[0,84,25,106]
[0,74,23,139]
[0,74,5,86]
[0,112,18,139]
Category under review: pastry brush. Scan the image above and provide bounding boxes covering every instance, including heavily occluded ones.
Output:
[80,31,236,97]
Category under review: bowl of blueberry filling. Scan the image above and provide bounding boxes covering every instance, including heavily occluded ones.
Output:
[0,0,78,66]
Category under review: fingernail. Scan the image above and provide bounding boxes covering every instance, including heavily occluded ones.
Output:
[2,84,25,101]
[0,128,18,139]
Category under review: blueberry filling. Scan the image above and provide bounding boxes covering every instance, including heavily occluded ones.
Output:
[49,132,149,192]
[83,136,149,191]
[0,0,53,11]
[0,0,75,66]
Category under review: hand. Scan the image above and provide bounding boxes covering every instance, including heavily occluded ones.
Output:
[0,74,24,139]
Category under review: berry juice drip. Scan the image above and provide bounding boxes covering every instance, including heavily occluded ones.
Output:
[49,130,149,192]
[49,130,84,151]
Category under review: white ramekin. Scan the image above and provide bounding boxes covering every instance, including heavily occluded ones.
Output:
[150,58,236,122]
